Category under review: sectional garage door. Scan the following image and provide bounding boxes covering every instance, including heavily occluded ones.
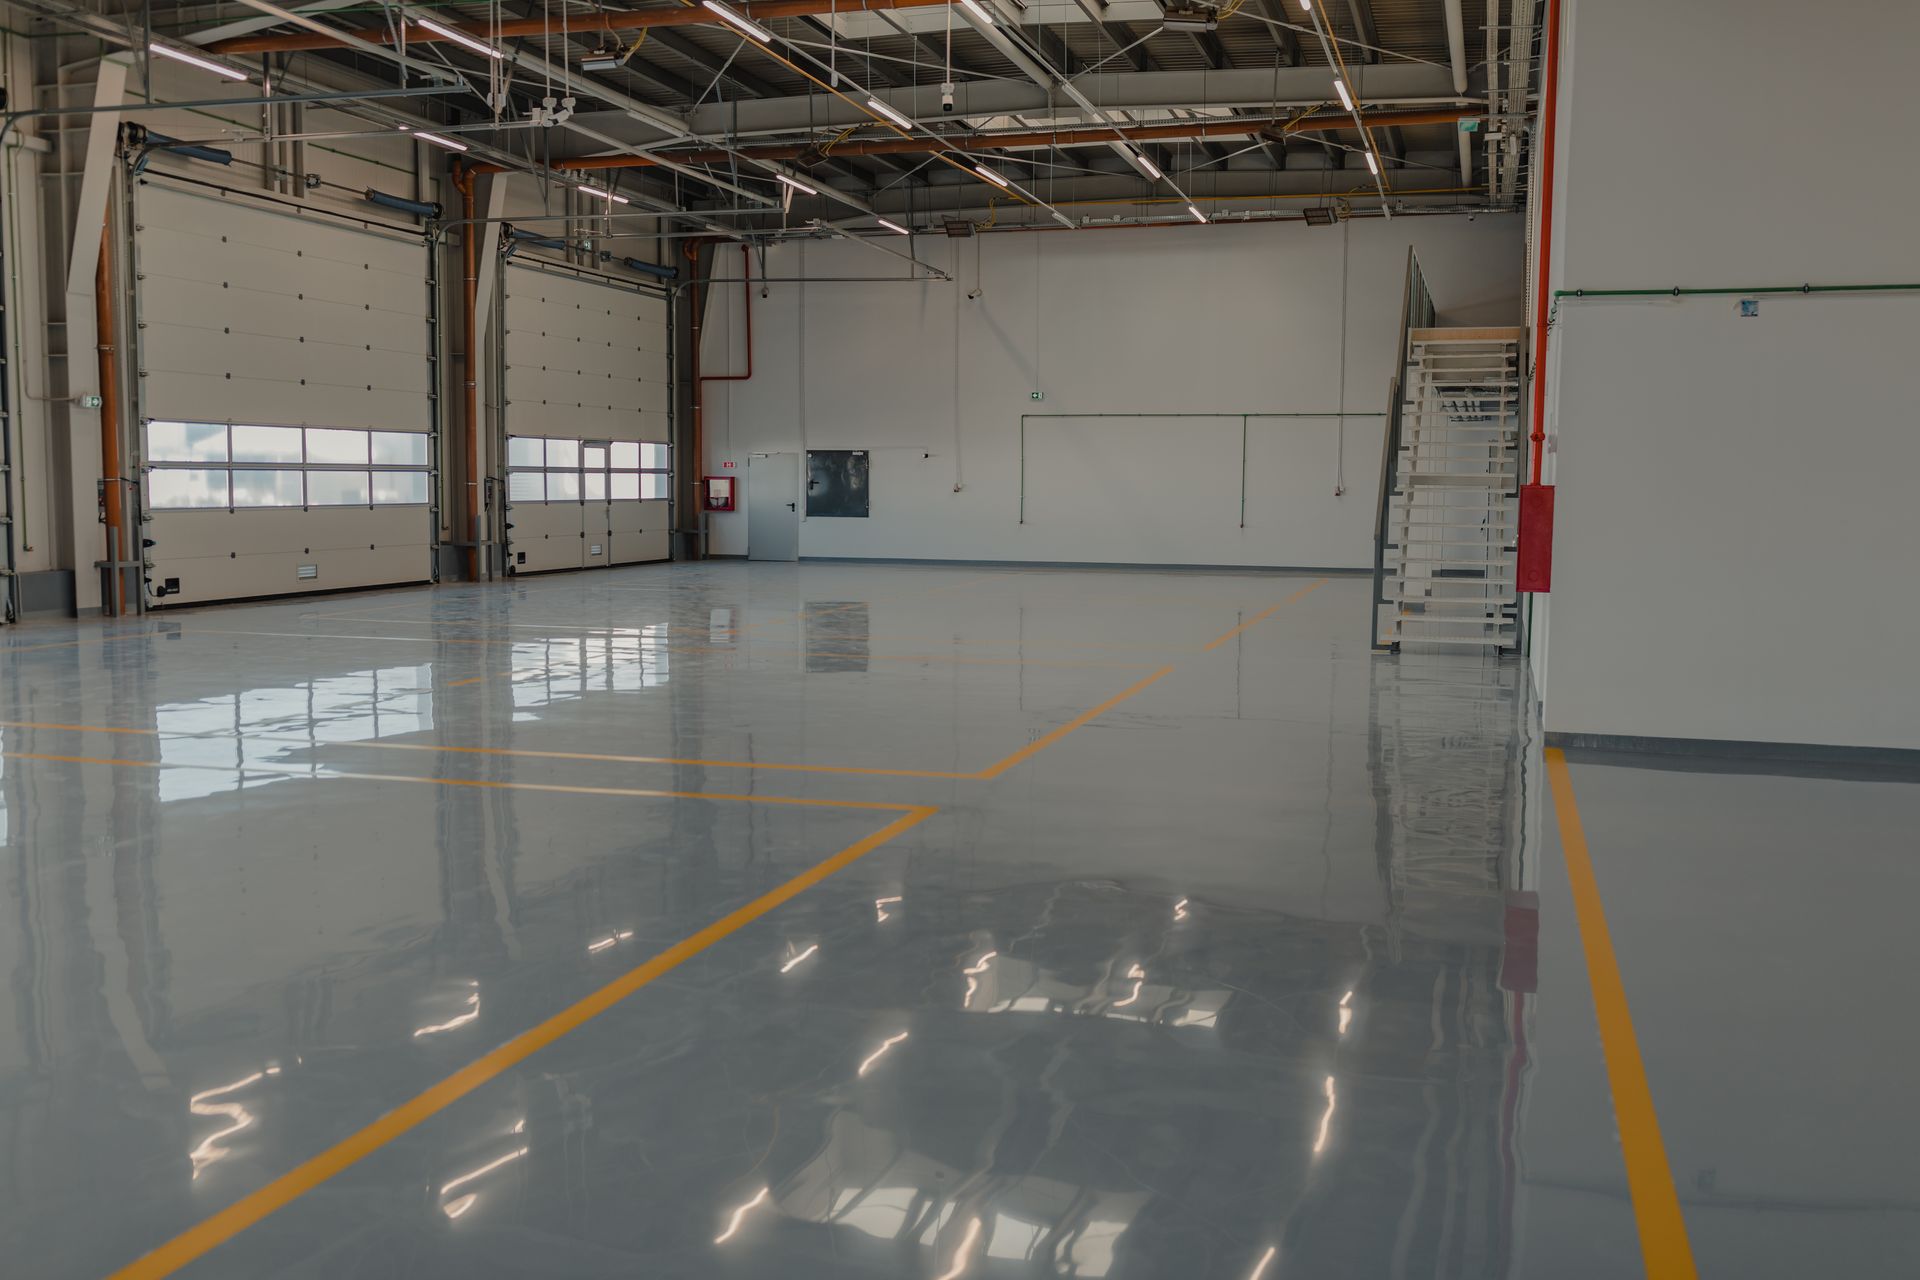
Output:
[501,262,672,573]
[133,179,435,606]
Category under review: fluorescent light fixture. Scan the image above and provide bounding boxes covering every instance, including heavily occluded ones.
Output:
[1333,78,1354,111]
[1299,0,1311,9]
[775,172,818,196]
[1365,150,1379,175]
[416,17,505,60]
[1187,204,1207,223]
[877,217,910,235]
[959,0,997,25]
[149,42,250,81]
[1126,148,1162,180]
[702,0,772,42]
[866,96,914,130]
[972,164,1011,188]
[577,183,630,204]
[413,130,470,153]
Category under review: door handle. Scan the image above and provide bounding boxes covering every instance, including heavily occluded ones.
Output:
[787,502,796,511]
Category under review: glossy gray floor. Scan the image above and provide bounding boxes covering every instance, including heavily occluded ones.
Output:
[0,564,1914,1279]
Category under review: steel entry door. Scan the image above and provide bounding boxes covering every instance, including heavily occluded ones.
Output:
[748,453,799,561]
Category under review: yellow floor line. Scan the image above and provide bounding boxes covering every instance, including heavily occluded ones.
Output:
[972,666,1176,779]
[1200,579,1327,651]
[101,803,938,1280]
[1546,748,1699,1279]
[0,751,932,811]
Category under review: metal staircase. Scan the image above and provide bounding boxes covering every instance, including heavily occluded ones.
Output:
[1373,255,1523,653]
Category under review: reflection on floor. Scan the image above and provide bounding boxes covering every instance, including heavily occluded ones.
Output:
[0,563,1912,1278]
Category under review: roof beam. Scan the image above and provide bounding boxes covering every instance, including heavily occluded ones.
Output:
[1343,0,1381,62]
[645,27,784,99]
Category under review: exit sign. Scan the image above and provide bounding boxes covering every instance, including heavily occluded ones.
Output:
[1030,390,1044,401]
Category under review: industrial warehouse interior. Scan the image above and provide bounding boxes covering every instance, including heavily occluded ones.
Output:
[0,0,1916,1275]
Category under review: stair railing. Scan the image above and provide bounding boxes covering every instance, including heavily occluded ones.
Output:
[1372,248,1434,651]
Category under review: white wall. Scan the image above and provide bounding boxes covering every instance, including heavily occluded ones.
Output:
[1538,0,1920,750]
[701,216,1522,567]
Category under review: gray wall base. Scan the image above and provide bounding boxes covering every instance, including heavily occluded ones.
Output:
[1547,730,1920,783]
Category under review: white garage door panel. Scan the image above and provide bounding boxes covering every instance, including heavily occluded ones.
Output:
[609,500,669,565]
[148,507,429,604]
[511,503,586,572]
[503,262,671,574]
[135,180,436,604]
[137,183,431,431]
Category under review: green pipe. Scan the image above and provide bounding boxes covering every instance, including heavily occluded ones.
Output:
[1556,282,1920,299]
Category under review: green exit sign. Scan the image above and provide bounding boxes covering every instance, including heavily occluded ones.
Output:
[1030,390,1045,401]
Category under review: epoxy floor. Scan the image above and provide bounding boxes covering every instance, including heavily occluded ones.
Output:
[1,564,1915,1279]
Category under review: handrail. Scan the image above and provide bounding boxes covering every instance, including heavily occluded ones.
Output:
[1372,247,1432,650]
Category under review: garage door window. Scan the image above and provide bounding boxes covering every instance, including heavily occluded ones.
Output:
[146,423,433,511]
[510,436,669,504]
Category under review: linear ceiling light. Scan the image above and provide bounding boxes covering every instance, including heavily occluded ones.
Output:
[1187,204,1208,223]
[959,0,997,24]
[149,42,250,81]
[1298,0,1311,9]
[972,164,1011,188]
[877,217,910,235]
[415,17,504,60]
[412,130,469,153]
[702,0,773,42]
[578,183,631,204]
[1364,151,1379,175]
[1130,149,1162,181]
[866,97,914,130]
[775,172,818,195]
[1333,79,1354,111]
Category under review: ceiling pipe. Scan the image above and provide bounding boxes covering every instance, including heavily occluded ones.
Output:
[469,108,1476,175]
[205,0,955,54]
[1443,0,1471,184]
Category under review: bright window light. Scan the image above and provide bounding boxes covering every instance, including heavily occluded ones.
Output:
[775,172,818,196]
[959,0,997,25]
[1333,78,1354,111]
[702,0,773,43]
[972,164,1011,188]
[1365,151,1379,175]
[149,42,250,82]
[577,183,630,204]
[1187,204,1207,223]
[415,17,505,60]
[877,217,910,235]
[866,97,914,130]
[413,131,469,153]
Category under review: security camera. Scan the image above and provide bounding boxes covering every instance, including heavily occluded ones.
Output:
[966,286,982,301]
[941,81,955,112]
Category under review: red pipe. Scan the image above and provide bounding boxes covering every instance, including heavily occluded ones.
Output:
[683,242,754,560]
[454,163,480,581]
[1527,0,1563,486]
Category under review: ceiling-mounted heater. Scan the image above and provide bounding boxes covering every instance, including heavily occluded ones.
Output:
[942,219,976,238]
[1302,206,1339,226]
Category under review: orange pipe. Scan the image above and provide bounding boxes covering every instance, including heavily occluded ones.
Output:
[454,164,480,581]
[1527,0,1562,486]
[205,0,953,54]
[469,108,1477,177]
[94,224,125,615]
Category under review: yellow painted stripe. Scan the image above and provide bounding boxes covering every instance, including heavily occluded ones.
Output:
[1546,748,1699,1279]
[972,665,1175,780]
[103,803,938,1280]
[0,726,976,781]
[1200,579,1327,651]
[0,751,929,812]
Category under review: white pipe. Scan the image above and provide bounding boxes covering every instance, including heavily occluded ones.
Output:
[1443,0,1469,185]
[1486,0,1500,199]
